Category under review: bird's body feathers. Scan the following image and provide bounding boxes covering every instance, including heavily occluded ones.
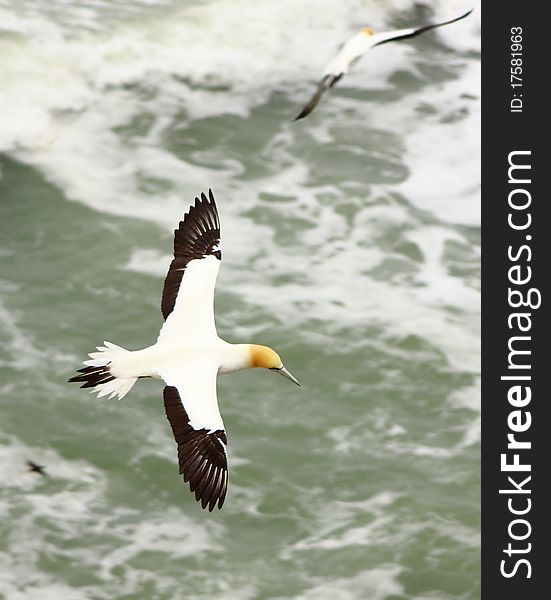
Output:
[69,190,299,511]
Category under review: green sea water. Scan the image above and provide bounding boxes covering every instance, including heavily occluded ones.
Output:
[0,1,480,598]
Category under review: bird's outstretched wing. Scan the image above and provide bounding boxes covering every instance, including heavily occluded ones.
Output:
[158,190,221,342]
[371,9,474,47]
[161,366,228,511]
[294,73,343,121]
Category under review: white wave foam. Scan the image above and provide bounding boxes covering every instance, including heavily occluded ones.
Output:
[0,0,478,151]
[449,377,481,447]
[123,165,479,374]
[0,298,42,370]
[0,434,219,599]
[280,487,478,598]
[327,373,481,457]
[1,0,480,374]
[282,491,400,557]
[292,565,404,600]
[1,2,480,597]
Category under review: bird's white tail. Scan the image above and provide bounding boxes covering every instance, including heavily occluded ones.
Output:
[69,341,138,400]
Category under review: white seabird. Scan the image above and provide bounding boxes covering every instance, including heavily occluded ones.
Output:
[69,190,300,511]
[294,8,473,121]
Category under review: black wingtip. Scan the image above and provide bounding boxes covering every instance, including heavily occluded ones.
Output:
[373,8,475,48]
[293,105,314,122]
[192,189,217,208]
[293,76,334,123]
[424,8,475,32]
[453,8,474,22]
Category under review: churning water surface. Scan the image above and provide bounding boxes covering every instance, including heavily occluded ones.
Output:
[0,1,480,598]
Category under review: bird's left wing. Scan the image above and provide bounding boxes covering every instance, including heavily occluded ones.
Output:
[158,190,221,342]
[294,31,368,121]
[161,366,228,511]
[371,9,473,47]
[294,73,343,121]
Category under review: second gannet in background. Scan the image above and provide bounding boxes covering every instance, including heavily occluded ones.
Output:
[294,8,473,121]
[69,190,300,511]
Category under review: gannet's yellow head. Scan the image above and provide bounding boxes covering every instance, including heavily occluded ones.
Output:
[361,27,375,36]
[248,345,300,386]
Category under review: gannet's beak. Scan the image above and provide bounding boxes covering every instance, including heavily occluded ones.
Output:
[276,366,301,386]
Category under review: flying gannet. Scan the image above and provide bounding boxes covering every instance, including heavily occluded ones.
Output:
[294,8,473,121]
[69,191,300,511]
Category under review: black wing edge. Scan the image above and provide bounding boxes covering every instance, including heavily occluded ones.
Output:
[373,8,474,47]
[161,189,221,320]
[294,73,343,121]
[163,386,228,511]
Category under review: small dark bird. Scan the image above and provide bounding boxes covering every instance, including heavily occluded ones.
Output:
[26,460,47,476]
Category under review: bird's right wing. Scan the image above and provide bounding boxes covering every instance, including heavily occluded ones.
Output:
[371,9,474,47]
[160,365,228,511]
